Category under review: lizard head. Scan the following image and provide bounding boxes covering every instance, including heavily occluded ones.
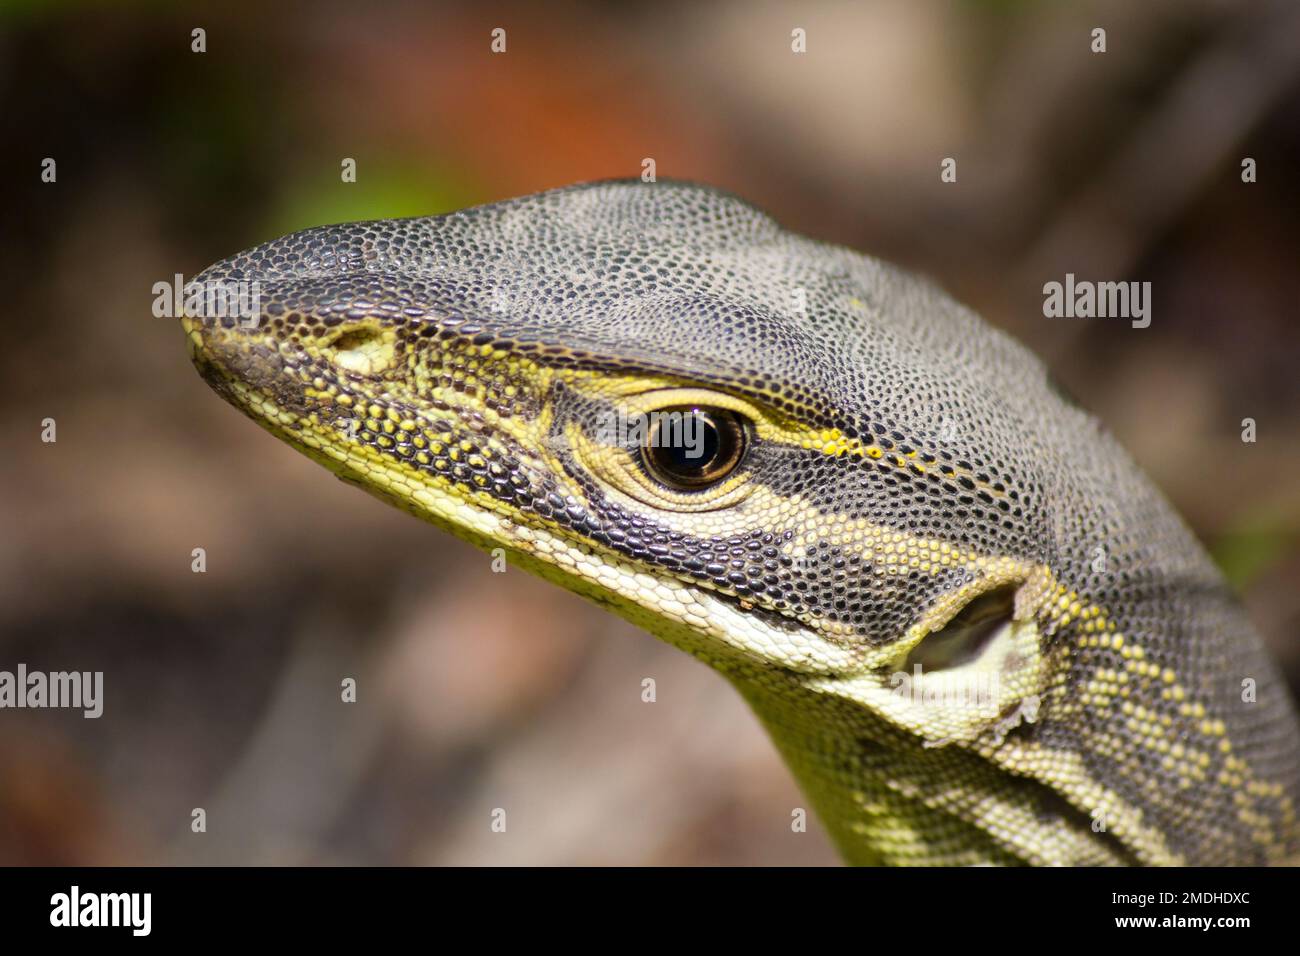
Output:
[183,180,1299,865]
[184,180,1044,683]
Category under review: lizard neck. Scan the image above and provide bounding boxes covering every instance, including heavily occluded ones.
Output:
[729,671,1132,866]
[729,672,1011,865]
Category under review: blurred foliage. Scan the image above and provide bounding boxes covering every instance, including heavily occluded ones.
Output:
[1214,516,1297,591]
[268,163,482,239]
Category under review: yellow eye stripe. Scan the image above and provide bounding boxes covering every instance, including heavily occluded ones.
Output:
[554,372,1012,501]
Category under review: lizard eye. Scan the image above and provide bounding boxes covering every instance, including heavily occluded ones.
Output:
[640,406,750,490]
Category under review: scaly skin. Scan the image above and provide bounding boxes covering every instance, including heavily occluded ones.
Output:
[183,180,1300,865]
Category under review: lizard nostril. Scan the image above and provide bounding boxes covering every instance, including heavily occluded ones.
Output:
[328,326,383,351]
[323,324,394,375]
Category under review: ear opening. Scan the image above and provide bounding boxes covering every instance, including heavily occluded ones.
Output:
[903,584,1017,673]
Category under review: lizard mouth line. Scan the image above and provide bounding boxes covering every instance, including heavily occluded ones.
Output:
[190,345,866,677]
[191,326,1033,685]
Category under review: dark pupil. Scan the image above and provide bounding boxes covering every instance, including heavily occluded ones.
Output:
[662,415,718,472]
[645,408,742,488]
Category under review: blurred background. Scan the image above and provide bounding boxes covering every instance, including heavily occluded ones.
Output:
[1,0,1298,865]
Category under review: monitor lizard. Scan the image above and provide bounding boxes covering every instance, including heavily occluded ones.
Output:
[181,179,1300,865]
